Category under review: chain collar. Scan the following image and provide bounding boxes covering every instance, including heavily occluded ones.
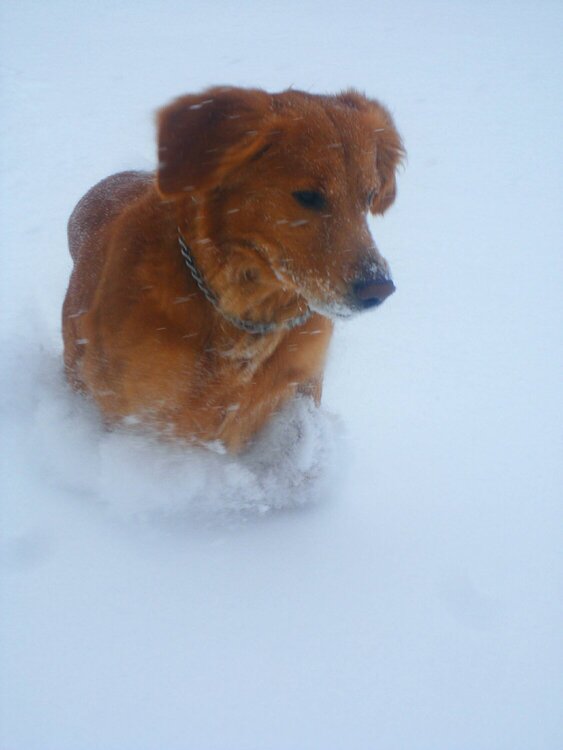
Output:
[178,230,311,335]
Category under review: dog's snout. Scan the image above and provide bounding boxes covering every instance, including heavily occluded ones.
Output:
[353,277,396,309]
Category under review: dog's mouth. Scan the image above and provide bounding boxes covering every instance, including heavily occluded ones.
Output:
[307,298,356,320]
[245,241,395,321]
[303,278,396,320]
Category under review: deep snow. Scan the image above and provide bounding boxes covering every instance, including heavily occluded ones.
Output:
[1,1,562,749]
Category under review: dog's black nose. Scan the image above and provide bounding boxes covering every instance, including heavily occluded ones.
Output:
[353,278,396,308]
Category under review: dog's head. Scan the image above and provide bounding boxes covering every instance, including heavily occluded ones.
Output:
[157,86,404,320]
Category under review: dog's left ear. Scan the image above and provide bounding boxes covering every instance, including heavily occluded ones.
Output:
[371,125,404,215]
[337,90,404,215]
[156,87,272,196]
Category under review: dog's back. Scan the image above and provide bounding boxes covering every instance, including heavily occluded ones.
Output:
[67,170,152,261]
[63,171,153,387]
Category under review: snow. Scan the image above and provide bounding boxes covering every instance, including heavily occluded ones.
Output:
[30,349,343,518]
[1,1,562,749]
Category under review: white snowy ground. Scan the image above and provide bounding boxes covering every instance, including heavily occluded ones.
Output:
[1,1,562,748]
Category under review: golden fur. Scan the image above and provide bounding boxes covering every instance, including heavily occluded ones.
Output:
[62,86,403,452]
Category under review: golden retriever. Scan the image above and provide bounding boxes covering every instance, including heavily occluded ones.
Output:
[62,86,403,452]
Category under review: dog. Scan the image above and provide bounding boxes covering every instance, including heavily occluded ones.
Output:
[62,86,403,453]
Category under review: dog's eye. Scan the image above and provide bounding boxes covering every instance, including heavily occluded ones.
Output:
[292,190,326,211]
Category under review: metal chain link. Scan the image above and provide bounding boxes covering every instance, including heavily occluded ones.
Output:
[178,230,312,335]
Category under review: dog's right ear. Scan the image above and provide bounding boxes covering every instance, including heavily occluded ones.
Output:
[156,87,272,196]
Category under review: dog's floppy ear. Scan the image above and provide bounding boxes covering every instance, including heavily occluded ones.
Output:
[371,125,404,215]
[337,90,404,215]
[157,87,272,196]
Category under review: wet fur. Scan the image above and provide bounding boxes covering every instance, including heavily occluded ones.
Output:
[62,86,403,453]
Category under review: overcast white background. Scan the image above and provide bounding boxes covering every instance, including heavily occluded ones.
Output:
[1,1,562,748]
